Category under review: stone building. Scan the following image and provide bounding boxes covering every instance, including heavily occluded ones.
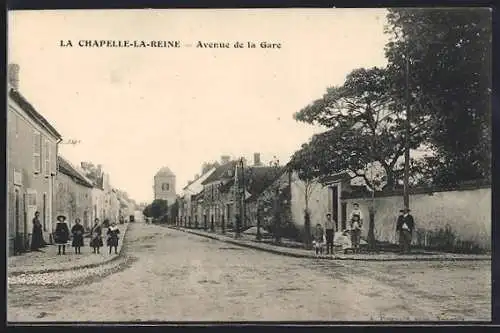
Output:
[53,156,94,230]
[153,167,176,205]
[7,64,62,254]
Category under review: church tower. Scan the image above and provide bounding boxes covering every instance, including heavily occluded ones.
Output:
[153,166,177,205]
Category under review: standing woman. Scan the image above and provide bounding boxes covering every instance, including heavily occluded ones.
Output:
[30,211,45,251]
[90,218,103,254]
[106,222,120,254]
[71,218,85,254]
[54,215,70,255]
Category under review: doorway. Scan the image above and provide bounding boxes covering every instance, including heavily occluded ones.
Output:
[331,185,339,231]
[14,189,20,254]
[43,193,47,231]
[23,193,28,251]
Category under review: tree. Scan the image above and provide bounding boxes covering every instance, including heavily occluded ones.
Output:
[294,67,425,191]
[288,143,322,249]
[142,199,169,221]
[80,162,103,184]
[169,199,179,225]
[201,161,220,174]
[385,8,492,185]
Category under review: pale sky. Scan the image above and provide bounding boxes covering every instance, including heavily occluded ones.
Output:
[8,9,389,203]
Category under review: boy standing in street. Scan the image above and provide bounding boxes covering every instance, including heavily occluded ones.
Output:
[324,213,335,255]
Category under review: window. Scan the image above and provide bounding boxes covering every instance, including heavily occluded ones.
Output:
[162,183,169,191]
[33,131,41,173]
[27,189,37,206]
[44,139,50,177]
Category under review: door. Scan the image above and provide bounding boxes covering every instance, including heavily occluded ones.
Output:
[43,193,47,231]
[83,210,89,230]
[331,186,339,231]
[14,189,20,253]
[23,193,29,250]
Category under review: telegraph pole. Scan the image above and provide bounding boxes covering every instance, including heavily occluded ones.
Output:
[403,49,411,210]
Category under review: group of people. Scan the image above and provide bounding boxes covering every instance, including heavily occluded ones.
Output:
[312,202,415,255]
[30,212,121,255]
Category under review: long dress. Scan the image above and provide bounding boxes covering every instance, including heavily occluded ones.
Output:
[90,225,103,247]
[71,224,85,247]
[30,218,44,250]
[54,222,70,245]
[107,226,120,247]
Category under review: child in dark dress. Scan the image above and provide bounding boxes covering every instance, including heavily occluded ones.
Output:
[71,218,85,254]
[107,222,120,254]
[90,218,103,254]
[54,215,70,255]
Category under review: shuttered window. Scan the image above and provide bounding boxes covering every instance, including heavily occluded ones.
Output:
[44,139,50,177]
[27,189,37,206]
[33,131,41,173]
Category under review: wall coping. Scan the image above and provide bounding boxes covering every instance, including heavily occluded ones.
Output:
[342,182,491,200]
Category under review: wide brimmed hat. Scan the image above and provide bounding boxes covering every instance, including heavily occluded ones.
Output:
[401,208,411,212]
[57,215,66,221]
[326,212,332,216]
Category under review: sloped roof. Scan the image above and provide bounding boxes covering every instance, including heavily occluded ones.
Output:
[201,161,238,185]
[58,156,94,188]
[9,88,62,139]
[182,166,217,194]
[155,166,175,176]
[217,166,284,198]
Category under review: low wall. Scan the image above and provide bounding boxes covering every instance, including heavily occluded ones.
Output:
[344,187,491,251]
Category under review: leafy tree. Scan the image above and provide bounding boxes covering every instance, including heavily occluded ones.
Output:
[142,199,169,221]
[80,162,103,184]
[288,143,323,249]
[384,8,492,185]
[201,161,220,174]
[294,67,425,191]
[169,199,180,225]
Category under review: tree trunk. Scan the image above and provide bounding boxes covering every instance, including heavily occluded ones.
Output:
[304,209,312,250]
[368,207,377,251]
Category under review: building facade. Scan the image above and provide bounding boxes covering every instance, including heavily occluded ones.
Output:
[7,76,62,255]
[53,156,94,230]
[154,166,177,205]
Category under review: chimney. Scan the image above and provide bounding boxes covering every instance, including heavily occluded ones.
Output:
[221,155,231,164]
[253,153,261,166]
[8,63,20,90]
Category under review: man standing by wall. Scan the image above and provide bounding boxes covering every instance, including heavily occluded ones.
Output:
[396,208,415,254]
[324,213,335,255]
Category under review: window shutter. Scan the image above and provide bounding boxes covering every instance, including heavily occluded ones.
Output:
[27,189,37,206]
[44,140,50,177]
[33,132,41,173]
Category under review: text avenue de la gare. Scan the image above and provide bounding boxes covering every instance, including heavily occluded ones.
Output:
[59,40,282,49]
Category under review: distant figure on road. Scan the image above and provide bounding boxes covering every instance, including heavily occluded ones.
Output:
[107,222,120,254]
[54,215,70,255]
[71,218,85,254]
[396,208,415,254]
[30,211,45,251]
[350,213,362,253]
[313,223,325,256]
[90,218,103,254]
[324,213,335,255]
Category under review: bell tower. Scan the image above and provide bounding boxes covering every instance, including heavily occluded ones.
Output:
[154,166,176,205]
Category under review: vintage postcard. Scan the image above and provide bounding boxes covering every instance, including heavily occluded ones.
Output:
[6,8,492,322]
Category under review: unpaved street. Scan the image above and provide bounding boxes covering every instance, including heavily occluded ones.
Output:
[8,223,491,322]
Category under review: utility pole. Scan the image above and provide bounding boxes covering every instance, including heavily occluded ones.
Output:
[241,158,246,231]
[403,49,411,210]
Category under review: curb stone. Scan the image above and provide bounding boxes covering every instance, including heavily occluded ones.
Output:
[170,227,491,262]
[8,223,131,277]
